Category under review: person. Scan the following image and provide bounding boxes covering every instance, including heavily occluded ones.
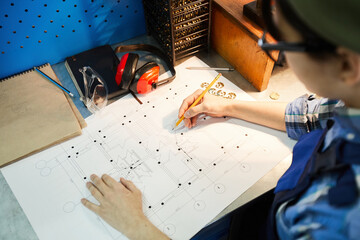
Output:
[81,0,360,239]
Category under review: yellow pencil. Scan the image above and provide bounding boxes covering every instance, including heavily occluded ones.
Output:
[172,73,222,130]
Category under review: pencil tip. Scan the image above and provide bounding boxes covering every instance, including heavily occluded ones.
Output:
[69,93,74,97]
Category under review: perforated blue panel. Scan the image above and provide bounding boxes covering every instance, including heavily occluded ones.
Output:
[0,0,146,79]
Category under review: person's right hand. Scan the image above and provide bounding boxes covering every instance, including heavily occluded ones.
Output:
[178,89,233,128]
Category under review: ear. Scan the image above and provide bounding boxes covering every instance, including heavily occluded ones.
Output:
[337,47,360,86]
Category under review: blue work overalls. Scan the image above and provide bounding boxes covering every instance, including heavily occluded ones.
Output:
[266,120,360,239]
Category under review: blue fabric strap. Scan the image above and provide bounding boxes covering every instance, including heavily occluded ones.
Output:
[328,167,358,206]
[327,141,360,206]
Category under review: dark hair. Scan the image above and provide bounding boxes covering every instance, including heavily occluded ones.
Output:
[262,0,337,58]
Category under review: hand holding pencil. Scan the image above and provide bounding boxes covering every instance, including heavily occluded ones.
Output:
[173,73,222,130]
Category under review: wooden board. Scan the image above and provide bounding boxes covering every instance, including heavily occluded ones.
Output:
[211,0,278,91]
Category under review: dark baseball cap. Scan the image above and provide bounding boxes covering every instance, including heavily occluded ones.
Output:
[287,0,360,53]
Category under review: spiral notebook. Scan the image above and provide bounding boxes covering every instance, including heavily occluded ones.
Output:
[0,64,85,167]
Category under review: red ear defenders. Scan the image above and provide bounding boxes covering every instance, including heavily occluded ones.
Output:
[114,44,176,95]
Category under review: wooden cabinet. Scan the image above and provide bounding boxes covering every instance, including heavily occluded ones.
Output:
[211,0,278,91]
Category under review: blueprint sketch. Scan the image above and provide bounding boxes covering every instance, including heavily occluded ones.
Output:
[1,57,295,240]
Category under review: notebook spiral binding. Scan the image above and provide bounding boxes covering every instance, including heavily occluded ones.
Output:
[0,63,50,82]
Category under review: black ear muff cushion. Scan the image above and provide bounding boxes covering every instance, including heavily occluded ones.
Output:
[119,53,139,90]
[130,62,158,93]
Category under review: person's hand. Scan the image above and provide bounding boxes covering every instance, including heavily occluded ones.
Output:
[178,89,232,128]
[81,174,168,240]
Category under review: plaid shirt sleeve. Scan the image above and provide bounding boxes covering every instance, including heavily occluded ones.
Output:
[285,95,343,140]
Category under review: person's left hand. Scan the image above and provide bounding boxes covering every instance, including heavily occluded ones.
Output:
[81,174,168,240]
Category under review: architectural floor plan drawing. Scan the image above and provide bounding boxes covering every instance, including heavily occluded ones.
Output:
[1,57,295,240]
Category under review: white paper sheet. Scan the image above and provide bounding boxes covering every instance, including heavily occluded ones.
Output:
[1,57,295,240]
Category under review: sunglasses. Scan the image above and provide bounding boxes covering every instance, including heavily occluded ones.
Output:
[80,66,108,114]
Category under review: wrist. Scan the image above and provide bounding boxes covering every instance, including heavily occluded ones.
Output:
[223,98,238,117]
[127,216,169,240]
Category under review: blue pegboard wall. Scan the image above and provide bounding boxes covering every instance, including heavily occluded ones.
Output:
[0,0,147,79]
